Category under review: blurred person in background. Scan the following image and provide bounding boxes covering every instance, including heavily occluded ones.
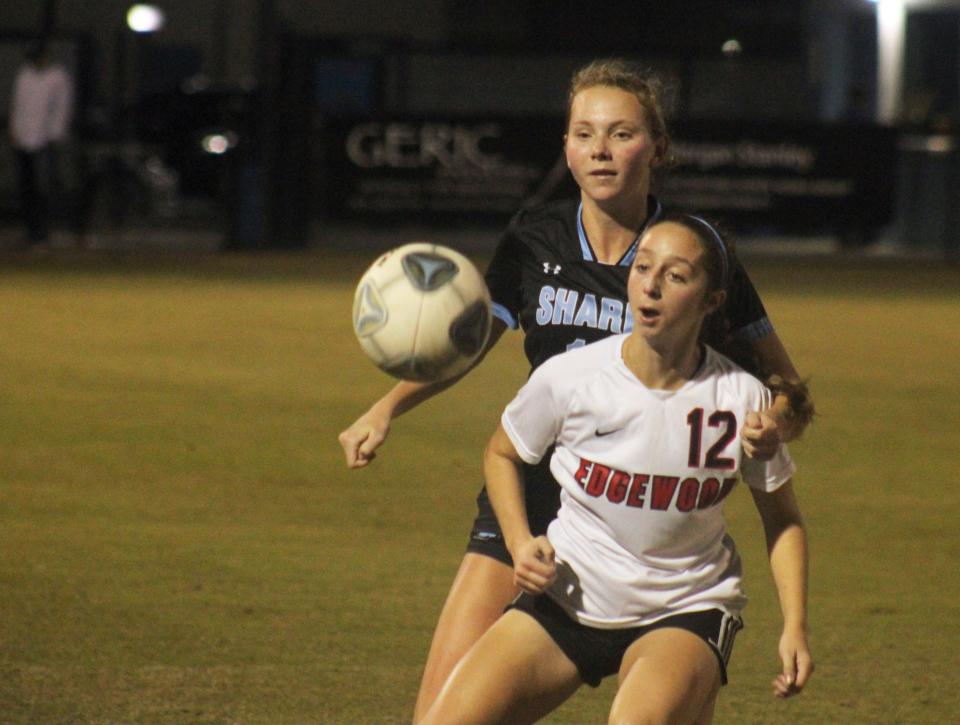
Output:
[8,39,74,249]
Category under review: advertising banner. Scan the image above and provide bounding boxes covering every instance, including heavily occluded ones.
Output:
[320,116,897,239]
[320,117,565,218]
[663,120,898,239]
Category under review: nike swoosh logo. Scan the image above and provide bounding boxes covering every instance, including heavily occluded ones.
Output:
[595,429,619,437]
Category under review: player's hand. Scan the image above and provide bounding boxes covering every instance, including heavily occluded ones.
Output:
[772,627,814,699]
[513,536,557,595]
[742,411,782,461]
[338,407,391,468]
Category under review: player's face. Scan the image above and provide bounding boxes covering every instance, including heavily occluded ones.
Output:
[628,222,724,345]
[565,86,664,207]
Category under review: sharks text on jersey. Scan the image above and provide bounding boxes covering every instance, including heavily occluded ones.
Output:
[536,285,633,334]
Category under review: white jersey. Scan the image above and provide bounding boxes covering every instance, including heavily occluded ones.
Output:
[501,334,795,628]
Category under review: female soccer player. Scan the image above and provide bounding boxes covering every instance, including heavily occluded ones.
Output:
[338,59,813,720]
[419,215,813,724]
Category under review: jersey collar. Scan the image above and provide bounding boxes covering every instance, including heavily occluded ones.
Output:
[576,197,663,266]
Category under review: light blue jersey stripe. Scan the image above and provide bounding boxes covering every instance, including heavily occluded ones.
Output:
[577,197,664,266]
[737,317,774,341]
[492,302,518,330]
[619,197,663,267]
[576,202,593,261]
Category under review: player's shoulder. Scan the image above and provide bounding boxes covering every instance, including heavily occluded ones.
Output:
[511,199,578,226]
[702,345,772,407]
[537,335,622,381]
[506,199,578,240]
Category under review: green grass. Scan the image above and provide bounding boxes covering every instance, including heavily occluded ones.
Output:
[1,250,958,723]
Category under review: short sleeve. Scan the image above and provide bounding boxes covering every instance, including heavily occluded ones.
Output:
[739,381,795,491]
[501,360,565,464]
[484,210,527,330]
[726,257,773,342]
[740,443,796,492]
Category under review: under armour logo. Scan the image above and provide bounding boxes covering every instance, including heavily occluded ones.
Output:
[543,262,562,275]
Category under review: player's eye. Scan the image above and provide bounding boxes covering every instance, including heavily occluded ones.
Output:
[668,272,687,283]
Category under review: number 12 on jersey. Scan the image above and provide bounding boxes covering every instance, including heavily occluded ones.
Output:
[686,409,737,469]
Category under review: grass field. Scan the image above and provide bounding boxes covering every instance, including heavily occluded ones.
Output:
[1,248,958,724]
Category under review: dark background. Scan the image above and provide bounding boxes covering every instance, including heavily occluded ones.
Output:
[1,0,958,256]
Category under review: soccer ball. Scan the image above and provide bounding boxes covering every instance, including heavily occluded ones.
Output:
[352,242,493,382]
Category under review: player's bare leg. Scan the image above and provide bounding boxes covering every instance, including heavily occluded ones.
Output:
[609,627,721,725]
[418,609,582,725]
[413,553,519,721]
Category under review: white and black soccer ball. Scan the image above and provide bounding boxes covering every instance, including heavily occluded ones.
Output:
[352,242,493,382]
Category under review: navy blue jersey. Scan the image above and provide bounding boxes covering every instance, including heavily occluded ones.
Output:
[485,198,772,373]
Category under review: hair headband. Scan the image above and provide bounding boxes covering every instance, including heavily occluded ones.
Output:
[685,214,730,290]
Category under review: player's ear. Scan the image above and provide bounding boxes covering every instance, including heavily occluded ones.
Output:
[703,288,726,315]
[651,136,669,169]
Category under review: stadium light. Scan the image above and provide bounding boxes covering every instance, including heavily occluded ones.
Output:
[201,132,239,155]
[721,39,743,57]
[876,0,905,123]
[126,4,165,33]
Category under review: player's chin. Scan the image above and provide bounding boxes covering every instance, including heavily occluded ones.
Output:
[584,185,621,202]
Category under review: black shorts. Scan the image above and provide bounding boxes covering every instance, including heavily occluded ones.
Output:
[466,454,561,565]
[508,592,742,688]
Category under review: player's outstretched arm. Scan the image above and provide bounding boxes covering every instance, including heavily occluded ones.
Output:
[483,424,556,594]
[743,332,815,460]
[338,320,507,468]
[750,481,814,699]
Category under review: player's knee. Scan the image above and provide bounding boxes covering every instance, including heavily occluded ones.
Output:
[607,709,663,725]
[608,693,698,725]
